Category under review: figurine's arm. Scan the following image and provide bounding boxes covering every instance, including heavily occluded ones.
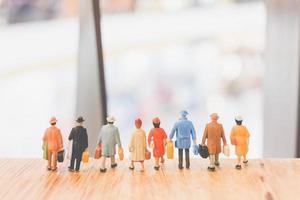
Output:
[147,130,153,146]
[143,132,147,150]
[68,128,74,141]
[129,133,134,151]
[169,124,177,141]
[42,129,47,142]
[58,130,63,149]
[201,125,208,145]
[83,129,88,150]
[115,128,122,148]
[221,125,227,145]
[230,128,235,145]
[162,129,167,146]
[190,123,197,144]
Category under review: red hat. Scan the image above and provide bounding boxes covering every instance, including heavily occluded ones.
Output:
[152,117,160,124]
[135,118,142,127]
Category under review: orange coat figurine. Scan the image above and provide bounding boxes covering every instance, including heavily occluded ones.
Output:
[148,117,167,171]
[201,113,227,171]
[42,117,63,171]
[230,116,250,170]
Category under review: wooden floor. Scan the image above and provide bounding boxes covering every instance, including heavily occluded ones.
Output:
[0,158,300,200]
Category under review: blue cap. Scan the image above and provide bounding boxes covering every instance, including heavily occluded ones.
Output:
[180,110,189,117]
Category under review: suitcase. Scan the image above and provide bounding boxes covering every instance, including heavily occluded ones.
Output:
[223,144,230,157]
[166,141,174,159]
[145,150,151,160]
[42,142,48,160]
[94,144,101,159]
[118,147,124,161]
[199,145,209,158]
[57,149,65,162]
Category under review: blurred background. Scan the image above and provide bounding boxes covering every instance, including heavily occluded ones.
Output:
[0,0,296,159]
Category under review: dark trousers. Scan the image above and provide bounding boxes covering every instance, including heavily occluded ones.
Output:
[178,148,190,168]
[70,150,82,171]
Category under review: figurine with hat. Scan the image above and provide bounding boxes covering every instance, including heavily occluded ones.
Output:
[169,111,197,170]
[230,115,250,170]
[97,116,122,173]
[68,116,89,172]
[148,117,168,170]
[128,118,147,172]
[42,117,64,171]
[201,113,227,171]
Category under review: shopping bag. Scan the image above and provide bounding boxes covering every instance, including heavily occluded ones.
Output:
[57,149,65,162]
[145,149,151,160]
[42,142,48,160]
[166,141,174,159]
[94,144,101,159]
[223,144,230,157]
[199,145,209,158]
[118,147,124,161]
[82,150,89,163]
[67,140,73,160]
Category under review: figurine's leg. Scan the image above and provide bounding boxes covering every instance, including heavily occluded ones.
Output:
[100,156,106,170]
[178,149,183,169]
[154,157,160,170]
[52,151,58,170]
[185,149,190,169]
[69,154,75,171]
[215,154,220,166]
[208,154,215,171]
[129,160,134,170]
[140,161,144,172]
[47,151,52,170]
[242,154,248,164]
[75,153,82,171]
[160,156,165,163]
[111,156,117,168]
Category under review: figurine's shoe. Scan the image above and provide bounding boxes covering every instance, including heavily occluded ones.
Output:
[178,165,184,170]
[154,166,160,171]
[51,167,57,172]
[215,162,220,166]
[140,168,145,172]
[68,167,74,172]
[75,170,80,173]
[100,168,107,173]
[111,163,117,168]
[129,166,134,170]
[243,160,248,164]
[235,165,242,170]
[161,158,165,164]
[47,167,51,171]
[186,164,190,169]
[207,167,215,171]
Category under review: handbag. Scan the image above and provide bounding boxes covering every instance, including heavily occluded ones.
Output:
[94,144,101,159]
[166,141,174,159]
[199,145,209,158]
[82,150,89,163]
[145,149,151,160]
[57,149,65,162]
[223,144,230,157]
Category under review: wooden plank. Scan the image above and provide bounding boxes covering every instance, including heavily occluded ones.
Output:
[0,159,299,200]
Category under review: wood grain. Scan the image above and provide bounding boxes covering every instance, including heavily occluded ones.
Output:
[0,159,299,200]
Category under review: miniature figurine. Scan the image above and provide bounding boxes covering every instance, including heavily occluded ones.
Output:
[201,113,227,171]
[169,111,197,170]
[230,116,250,170]
[42,117,64,171]
[148,117,167,170]
[97,116,122,173]
[68,116,88,172]
[128,118,147,172]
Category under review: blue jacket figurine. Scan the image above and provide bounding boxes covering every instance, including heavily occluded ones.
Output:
[169,110,197,169]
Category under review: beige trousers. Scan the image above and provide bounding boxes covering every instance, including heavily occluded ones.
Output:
[100,155,115,169]
[209,154,219,168]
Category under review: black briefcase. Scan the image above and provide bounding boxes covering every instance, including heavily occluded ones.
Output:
[57,149,65,162]
[199,145,209,159]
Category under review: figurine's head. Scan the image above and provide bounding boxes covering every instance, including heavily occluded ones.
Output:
[152,117,160,128]
[180,110,188,118]
[49,117,57,126]
[76,116,85,125]
[235,115,243,125]
[210,113,219,121]
[135,118,142,129]
[106,116,116,124]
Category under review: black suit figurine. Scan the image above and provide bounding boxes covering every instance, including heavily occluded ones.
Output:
[68,116,88,172]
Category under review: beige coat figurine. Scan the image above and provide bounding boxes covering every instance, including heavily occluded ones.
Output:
[129,118,147,172]
[201,113,227,171]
